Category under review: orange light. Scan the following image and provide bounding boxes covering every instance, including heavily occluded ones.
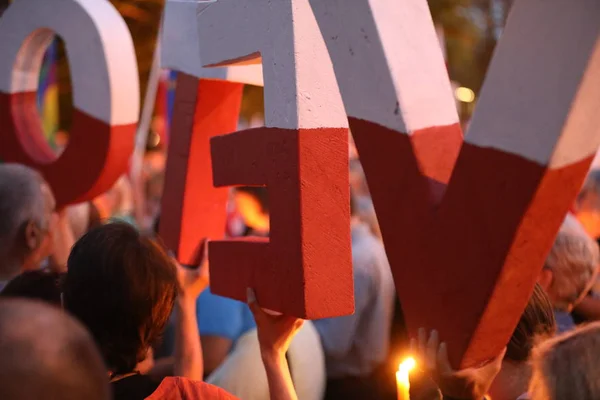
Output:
[455,86,475,103]
[396,357,416,399]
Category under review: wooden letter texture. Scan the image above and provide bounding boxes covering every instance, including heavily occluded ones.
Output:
[312,0,600,367]
[197,0,354,319]
[160,0,261,265]
[0,0,139,208]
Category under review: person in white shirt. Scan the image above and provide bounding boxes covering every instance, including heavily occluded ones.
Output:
[313,193,395,399]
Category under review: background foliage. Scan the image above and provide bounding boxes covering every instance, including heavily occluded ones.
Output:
[0,0,515,129]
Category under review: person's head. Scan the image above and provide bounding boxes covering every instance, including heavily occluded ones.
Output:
[575,169,600,238]
[0,164,57,278]
[489,284,557,399]
[538,215,599,312]
[63,222,178,375]
[233,186,269,234]
[507,283,557,362]
[0,269,64,306]
[0,299,109,400]
[529,321,600,400]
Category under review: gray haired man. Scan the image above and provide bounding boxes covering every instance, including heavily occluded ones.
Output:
[0,164,58,289]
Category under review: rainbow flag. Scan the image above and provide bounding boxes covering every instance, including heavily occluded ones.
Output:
[166,70,177,132]
[37,39,59,145]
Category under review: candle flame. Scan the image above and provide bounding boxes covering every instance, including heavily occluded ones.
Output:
[398,357,416,374]
[396,357,416,389]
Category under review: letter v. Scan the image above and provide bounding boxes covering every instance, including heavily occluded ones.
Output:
[312,0,600,367]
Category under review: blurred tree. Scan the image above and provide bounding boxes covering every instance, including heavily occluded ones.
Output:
[244,0,494,122]
[0,0,515,127]
[430,0,514,118]
[429,0,484,90]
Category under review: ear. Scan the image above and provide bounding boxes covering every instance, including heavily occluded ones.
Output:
[538,268,554,291]
[24,220,41,251]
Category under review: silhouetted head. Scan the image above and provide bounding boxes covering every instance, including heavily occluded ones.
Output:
[64,222,178,375]
[530,321,600,400]
[539,215,599,312]
[0,269,64,306]
[489,283,556,400]
[0,299,109,400]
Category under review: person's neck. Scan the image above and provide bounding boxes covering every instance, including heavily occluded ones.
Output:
[0,256,24,282]
[490,361,530,400]
[108,371,139,383]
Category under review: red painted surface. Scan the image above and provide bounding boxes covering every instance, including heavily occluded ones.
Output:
[160,75,243,265]
[351,117,592,368]
[454,150,593,367]
[0,91,135,208]
[209,126,354,319]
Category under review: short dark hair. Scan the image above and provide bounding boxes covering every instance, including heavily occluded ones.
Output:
[64,223,177,375]
[506,283,557,361]
[0,269,64,306]
[235,186,269,213]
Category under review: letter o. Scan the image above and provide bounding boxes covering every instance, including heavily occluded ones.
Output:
[0,0,139,207]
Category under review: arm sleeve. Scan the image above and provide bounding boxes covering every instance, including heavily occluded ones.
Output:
[197,289,243,340]
[313,269,373,357]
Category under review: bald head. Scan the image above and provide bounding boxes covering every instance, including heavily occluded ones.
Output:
[0,164,55,278]
[0,299,109,400]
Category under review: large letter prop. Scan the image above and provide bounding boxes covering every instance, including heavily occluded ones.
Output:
[312,0,600,367]
[160,0,262,266]
[197,0,354,319]
[0,0,139,208]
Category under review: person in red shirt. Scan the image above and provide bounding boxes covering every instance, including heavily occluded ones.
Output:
[63,223,300,400]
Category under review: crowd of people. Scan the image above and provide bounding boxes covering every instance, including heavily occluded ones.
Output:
[2,134,600,400]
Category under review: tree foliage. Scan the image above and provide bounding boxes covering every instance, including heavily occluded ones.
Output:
[0,0,513,128]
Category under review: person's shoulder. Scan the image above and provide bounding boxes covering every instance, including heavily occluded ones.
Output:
[197,289,255,338]
[198,289,245,310]
[146,377,240,400]
[352,225,387,265]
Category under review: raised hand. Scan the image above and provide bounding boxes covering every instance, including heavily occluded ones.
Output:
[173,239,209,301]
[247,288,303,358]
[413,328,505,400]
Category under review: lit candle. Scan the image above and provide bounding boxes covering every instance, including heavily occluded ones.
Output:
[396,357,416,400]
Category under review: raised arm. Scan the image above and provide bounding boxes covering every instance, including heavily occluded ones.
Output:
[248,288,302,400]
[172,242,209,380]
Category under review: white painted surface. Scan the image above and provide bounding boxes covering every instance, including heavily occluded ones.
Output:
[196,0,347,129]
[0,0,139,125]
[309,0,458,133]
[161,0,263,86]
[466,0,600,168]
[591,148,600,169]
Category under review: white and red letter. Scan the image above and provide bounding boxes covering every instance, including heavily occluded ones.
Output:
[196,0,354,319]
[312,0,600,367]
[159,0,263,265]
[0,0,139,207]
